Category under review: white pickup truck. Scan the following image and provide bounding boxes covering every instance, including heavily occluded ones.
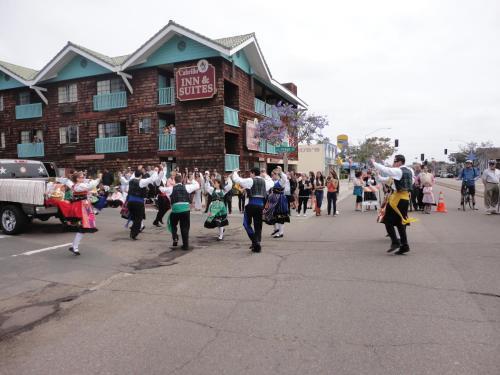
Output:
[0,159,61,235]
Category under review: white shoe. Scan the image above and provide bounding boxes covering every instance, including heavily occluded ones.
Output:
[302,214,307,217]
[336,211,340,215]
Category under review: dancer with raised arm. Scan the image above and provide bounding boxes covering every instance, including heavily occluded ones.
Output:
[204,174,233,240]
[264,167,289,238]
[232,168,274,253]
[371,155,416,255]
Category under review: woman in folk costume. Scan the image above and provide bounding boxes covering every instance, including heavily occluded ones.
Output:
[204,174,233,240]
[58,171,100,256]
[263,167,290,238]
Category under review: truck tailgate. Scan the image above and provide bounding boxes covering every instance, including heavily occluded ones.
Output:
[0,179,46,205]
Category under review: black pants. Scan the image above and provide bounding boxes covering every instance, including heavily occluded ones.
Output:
[170,211,190,247]
[384,199,409,247]
[128,201,145,238]
[154,196,169,224]
[327,192,337,215]
[243,204,263,247]
[238,194,246,212]
[297,197,308,214]
[205,194,212,213]
[224,193,232,214]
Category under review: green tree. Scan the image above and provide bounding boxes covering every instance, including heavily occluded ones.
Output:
[349,137,395,163]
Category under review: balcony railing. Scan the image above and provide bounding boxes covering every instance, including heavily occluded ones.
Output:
[224,106,239,127]
[93,91,127,111]
[158,134,176,151]
[254,98,266,115]
[95,136,128,153]
[158,87,175,105]
[17,142,44,158]
[225,154,240,171]
[15,103,42,119]
[266,143,277,155]
[259,139,267,153]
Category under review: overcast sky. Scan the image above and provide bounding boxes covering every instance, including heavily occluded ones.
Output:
[1,0,499,162]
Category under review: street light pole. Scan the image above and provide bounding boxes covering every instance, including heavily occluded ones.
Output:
[364,127,392,139]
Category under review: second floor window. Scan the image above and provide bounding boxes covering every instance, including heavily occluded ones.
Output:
[98,122,126,138]
[0,132,5,148]
[19,92,30,105]
[20,129,43,143]
[0,95,4,111]
[58,84,78,103]
[97,78,125,95]
[59,125,79,144]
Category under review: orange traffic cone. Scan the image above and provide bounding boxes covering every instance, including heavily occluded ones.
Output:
[436,191,447,213]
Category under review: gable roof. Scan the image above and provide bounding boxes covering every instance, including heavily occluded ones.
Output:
[214,33,255,49]
[0,60,38,86]
[1,21,306,107]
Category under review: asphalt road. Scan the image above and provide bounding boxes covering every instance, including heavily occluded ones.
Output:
[0,185,499,375]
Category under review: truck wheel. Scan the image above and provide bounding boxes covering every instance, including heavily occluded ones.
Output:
[1,205,28,235]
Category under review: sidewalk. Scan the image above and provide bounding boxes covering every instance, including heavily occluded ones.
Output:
[435,177,485,198]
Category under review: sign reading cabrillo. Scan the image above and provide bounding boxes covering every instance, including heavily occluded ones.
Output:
[176,59,216,101]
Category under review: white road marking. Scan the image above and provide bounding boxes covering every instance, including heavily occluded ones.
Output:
[11,243,73,257]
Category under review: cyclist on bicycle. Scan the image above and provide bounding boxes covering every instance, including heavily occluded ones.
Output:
[458,160,479,209]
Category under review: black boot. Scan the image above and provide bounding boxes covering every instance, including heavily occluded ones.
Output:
[387,241,401,253]
[395,245,410,255]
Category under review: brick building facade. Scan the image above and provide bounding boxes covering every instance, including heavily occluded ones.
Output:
[0,21,306,174]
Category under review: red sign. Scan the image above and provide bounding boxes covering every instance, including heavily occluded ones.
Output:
[176,59,216,101]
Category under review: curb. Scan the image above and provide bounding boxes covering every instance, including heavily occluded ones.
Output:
[435,181,484,198]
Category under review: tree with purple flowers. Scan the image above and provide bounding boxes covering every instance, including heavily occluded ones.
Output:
[256,102,329,170]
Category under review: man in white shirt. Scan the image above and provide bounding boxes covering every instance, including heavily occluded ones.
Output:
[371,155,416,255]
[232,168,274,253]
[482,160,500,214]
[160,174,199,250]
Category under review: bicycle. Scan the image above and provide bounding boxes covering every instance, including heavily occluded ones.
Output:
[460,184,473,211]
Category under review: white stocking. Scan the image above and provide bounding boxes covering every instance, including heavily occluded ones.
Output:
[73,232,84,251]
[278,223,284,235]
[218,227,224,239]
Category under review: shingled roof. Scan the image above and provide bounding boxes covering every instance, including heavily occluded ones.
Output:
[0,60,38,81]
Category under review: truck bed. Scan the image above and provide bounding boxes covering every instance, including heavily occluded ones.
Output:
[0,179,46,206]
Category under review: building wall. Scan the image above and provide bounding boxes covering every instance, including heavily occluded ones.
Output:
[0,56,297,174]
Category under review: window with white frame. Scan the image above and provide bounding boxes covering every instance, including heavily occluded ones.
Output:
[19,92,30,105]
[20,129,43,143]
[98,122,126,138]
[1,132,5,148]
[59,125,79,144]
[139,117,151,134]
[58,84,78,103]
[97,78,125,95]
[0,95,4,111]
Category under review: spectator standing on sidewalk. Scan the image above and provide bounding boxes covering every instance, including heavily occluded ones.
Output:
[326,170,339,216]
[482,160,500,214]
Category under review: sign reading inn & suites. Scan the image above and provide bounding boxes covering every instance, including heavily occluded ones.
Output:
[176,59,216,101]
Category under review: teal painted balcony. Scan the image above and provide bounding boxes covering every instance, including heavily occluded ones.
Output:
[158,134,176,151]
[225,154,240,171]
[95,136,128,153]
[15,103,42,119]
[158,87,175,105]
[265,103,279,119]
[266,143,277,155]
[224,106,239,127]
[259,139,267,153]
[254,98,266,115]
[17,142,44,158]
[93,91,127,111]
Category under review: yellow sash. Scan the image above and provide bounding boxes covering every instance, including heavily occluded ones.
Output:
[388,191,418,225]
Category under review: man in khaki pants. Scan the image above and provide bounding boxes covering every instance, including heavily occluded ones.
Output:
[481,160,500,214]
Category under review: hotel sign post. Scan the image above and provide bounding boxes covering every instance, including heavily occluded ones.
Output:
[176,59,216,101]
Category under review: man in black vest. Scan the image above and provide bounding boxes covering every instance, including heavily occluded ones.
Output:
[371,155,415,255]
[127,167,160,240]
[161,174,200,250]
[232,168,274,252]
